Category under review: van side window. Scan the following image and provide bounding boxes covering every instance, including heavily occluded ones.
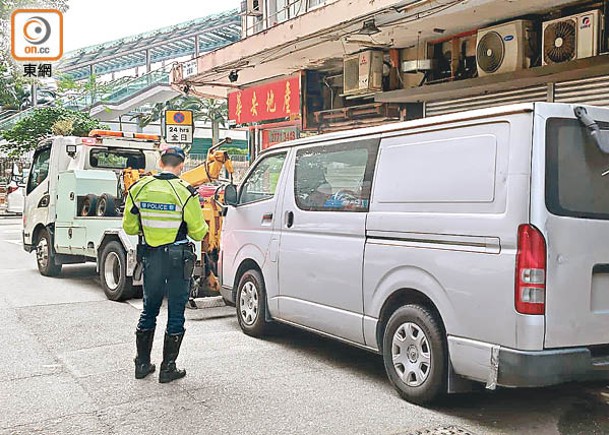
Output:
[27,147,51,194]
[239,152,287,205]
[295,141,378,212]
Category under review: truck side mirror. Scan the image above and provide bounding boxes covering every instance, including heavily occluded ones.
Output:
[224,184,238,206]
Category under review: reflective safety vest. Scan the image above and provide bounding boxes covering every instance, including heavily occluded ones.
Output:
[123,173,208,247]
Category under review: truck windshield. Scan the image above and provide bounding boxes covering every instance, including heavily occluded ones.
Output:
[90,148,146,170]
[546,118,609,220]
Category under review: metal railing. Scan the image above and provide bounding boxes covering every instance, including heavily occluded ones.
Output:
[0,106,45,131]
[0,110,16,123]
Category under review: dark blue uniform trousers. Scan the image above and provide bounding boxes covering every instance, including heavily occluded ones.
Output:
[137,245,190,335]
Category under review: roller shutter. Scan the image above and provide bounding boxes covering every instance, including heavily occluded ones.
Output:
[554,75,609,108]
[425,85,548,117]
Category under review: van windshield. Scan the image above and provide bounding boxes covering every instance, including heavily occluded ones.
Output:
[546,118,609,220]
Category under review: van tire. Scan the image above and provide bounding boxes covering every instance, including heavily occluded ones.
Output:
[99,241,133,301]
[382,305,447,405]
[81,194,97,217]
[236,269,270,337]
[35,228,62,277]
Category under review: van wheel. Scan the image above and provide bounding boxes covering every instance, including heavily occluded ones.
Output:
[382,305,447,405]
[96,194,116,217]
[81,194,97,217]
[100,241,133,301]
[236,269,270,337]
[35,229,62,277]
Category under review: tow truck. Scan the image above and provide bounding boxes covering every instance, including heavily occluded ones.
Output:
[22,129,234,302]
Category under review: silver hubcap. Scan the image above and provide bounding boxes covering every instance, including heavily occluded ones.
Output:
[392,322,432,387]
[239,281,258,326]
[103,252,121,291]
[36,237,49,269]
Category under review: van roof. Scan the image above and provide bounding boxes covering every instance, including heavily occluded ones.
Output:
[268,103,538,151]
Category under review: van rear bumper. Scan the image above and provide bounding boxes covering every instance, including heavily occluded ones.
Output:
[498,347,609,387]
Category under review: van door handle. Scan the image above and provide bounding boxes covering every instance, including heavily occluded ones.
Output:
[286,211,294,228]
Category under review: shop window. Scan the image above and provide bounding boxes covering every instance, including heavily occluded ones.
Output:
[307,0,326,9]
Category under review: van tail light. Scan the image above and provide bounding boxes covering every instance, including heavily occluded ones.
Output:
[515,224,546,315]
[7,185,18,194]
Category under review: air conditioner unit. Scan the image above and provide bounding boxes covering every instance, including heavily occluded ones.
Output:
[343,50,383,95]
[542,10,602,66]
[476,20,536,77]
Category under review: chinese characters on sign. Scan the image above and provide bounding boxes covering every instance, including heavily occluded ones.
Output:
[23,63,52,77]
[182,59,198,79]
[228,75,301,127]
[165,110,194,144]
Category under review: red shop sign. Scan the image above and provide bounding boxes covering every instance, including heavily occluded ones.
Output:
[228,75,301,127]
[262,126,299,150]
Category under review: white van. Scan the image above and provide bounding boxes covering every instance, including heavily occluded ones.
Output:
[219,103,609,404]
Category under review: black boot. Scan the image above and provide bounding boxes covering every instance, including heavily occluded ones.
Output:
[159,331,186,383]
[134,328,156,379]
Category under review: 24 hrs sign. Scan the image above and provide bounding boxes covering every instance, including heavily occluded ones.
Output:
[165,110,193,144]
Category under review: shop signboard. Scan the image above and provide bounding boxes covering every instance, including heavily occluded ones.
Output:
[228,75,301,128]
[262,126,299,150]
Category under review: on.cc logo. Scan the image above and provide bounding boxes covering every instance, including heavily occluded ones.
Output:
[11,9,63,61]
[23,16,52,45]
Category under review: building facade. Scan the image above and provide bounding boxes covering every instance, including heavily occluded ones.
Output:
[172,0,609,156]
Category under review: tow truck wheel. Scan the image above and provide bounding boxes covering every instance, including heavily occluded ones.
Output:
[96,194,117,217]
[100,241,133,301]
[236,269,271,337]
[36,228,62,277]
[81,194,97,217]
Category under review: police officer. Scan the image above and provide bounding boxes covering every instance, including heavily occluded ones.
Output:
[123,146,208,383]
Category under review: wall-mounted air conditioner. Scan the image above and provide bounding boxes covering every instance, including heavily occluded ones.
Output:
[476,20,536,77]
[343,50,383,95]
[542,10,603,66]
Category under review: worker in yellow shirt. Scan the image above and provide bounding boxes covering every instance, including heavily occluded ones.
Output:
[123,146,208,383]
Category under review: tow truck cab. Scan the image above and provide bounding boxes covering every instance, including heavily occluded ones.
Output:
[23,132,160,300]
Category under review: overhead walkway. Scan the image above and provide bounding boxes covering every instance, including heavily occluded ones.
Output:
[2,9,241,130]
[58,9,241,80]
[63,66,179,121]
[0,67,176,129]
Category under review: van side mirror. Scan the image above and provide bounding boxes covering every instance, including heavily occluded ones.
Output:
[224,184,238,206]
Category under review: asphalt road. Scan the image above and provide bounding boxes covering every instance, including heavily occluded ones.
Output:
[0,216,608,435]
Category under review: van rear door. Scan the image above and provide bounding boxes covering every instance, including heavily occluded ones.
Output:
[533,103,609,348]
